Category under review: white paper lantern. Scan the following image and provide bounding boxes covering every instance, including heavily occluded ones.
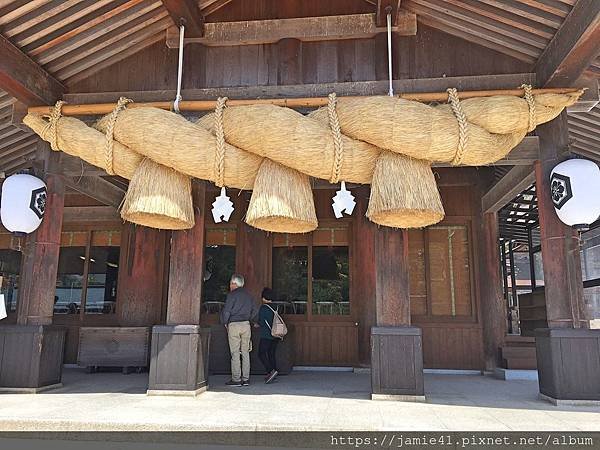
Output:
[550,159,600,231]
[0,174,47,235]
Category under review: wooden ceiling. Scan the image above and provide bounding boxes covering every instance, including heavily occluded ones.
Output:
[0,0,598,176]
[569,103,600,162]
[403,0,576,64]
[0,89,36,174]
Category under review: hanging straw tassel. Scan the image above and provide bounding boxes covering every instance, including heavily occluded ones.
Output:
[121,158,195,230]
[367,152,444,228]
[246,159,318,234]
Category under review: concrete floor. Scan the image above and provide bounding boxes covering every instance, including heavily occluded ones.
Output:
[0,369,599,431]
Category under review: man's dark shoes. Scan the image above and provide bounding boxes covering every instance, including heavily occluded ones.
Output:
[242,379,250,386]
[265,370,278,384]
[226,379,242,387]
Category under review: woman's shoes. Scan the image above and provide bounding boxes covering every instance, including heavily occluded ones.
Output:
[265,370,278,384]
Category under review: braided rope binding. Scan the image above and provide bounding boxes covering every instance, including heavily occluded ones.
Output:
[327,93,344,184]
[447,88,469,166]
[214,97,228,188]
[43,100,66,151]
[520,84,536,132]
[104,97,133,175]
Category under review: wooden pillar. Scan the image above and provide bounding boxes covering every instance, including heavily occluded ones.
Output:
[166,182,206,326]
[0,170,66,392]
[148,181,210,396]
[534,112,600,403]
[17,174,64,325]
[353,188,376,365]
[479,211,507,370]
[375,227,410,326]
[354,189,423,400]
[536,112,585,328]
[116,225,168,326]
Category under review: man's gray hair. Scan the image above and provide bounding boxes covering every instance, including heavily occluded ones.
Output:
[230,273,245,288]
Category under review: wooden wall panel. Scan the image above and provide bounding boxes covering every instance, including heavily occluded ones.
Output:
[292,322,359,366]
[418,324,484,370]
[69,25,529,92]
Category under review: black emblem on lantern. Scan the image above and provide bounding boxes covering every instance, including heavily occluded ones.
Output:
[29,186,47,219]
[550,173,572,210]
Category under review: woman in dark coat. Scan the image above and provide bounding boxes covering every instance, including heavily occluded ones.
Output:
[258,287,280,383]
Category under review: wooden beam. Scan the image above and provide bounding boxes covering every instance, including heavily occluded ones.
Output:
[46,152,107,177]
[482,165,536,214]
[63,74,538,104]
[432,136,539,167]
[161,0,204,37]
[63,205,121,223]
[166,12,417,47]
[566,78,599,113]
[492,136,539,166]
[63,175,125,208]
[0,34,65,105]
[536,0,600,87]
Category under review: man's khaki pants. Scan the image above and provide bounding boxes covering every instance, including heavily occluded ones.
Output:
[227,321,252,382]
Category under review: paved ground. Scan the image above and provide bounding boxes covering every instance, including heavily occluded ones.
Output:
[0,369,598,431]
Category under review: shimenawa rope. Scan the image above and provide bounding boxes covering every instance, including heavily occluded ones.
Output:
[42,100,66,151]
[104,97,133,175]
[520,84,536,132]
[327,93,344,184]
[446,88,469,166]
[214,96,228,187]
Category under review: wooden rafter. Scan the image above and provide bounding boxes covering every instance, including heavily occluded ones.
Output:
[536,0,600,86]
[161,0,204,37]
[199,0,234,17]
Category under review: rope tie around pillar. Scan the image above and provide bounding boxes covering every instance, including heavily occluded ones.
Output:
[104,97,133,175]
[520,84,537,132]
[214,96,228,187]
[327,93,344,184]
[42,100,66,151]
[446,88,469,166]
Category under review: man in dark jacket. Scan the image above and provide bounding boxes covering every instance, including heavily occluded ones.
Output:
[220,273,258,386]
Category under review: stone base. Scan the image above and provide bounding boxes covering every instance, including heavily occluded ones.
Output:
[494,368,538,381]
[536,328,600,401]
[371,326,424,398]
[0,325,66,391]
[371,393,426,402]
[540,393,600,407]
[0,383,63,394]
[147,386,207,397]
[148,325,211,394]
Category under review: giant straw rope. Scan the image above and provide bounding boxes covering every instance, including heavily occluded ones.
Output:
[23,87,583,232]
